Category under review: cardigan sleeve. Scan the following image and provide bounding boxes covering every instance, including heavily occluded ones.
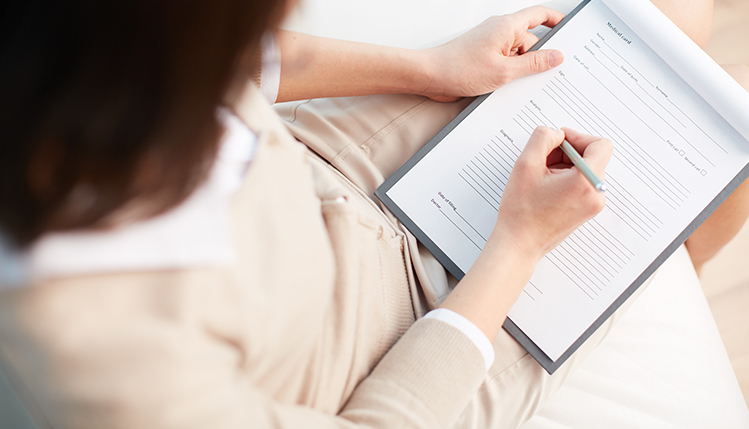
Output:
[1,298,486,429]
[250,319,487,428]
[423,308,495,371]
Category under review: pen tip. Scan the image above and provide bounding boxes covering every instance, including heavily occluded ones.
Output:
[598,183,608,193]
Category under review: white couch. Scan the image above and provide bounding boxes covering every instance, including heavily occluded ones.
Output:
[283,0,749,427]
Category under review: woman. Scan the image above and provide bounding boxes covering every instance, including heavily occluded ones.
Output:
[0,0,745,428]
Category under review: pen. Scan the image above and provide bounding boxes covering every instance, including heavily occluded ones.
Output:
[559,139,607,193]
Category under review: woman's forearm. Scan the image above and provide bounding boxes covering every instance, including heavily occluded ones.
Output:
[275,7,566,103]
[276,30,434,102]
[439,230,538,341]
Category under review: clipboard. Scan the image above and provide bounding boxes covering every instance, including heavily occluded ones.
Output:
[375,0,749,373]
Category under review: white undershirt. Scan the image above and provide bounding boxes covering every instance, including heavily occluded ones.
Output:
[0,33,494,371]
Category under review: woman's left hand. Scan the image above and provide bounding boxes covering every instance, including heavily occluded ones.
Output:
[276,6,564,103]
[419,6,566,102]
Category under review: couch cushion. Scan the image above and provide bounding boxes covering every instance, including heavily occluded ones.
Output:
[521,245,749,428]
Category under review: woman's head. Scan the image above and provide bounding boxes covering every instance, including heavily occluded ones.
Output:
[0,0,288,247]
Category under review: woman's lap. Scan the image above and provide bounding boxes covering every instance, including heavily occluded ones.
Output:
[274,94,473,199]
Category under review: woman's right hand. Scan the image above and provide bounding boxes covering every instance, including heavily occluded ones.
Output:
[439,127,612,341]
[492,126,613,262]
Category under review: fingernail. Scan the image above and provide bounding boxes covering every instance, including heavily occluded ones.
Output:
[548,51,564,68]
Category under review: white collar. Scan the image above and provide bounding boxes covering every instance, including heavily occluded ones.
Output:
[0,110,256,289]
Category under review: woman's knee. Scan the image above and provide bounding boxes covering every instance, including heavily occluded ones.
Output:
[651,0,714,48]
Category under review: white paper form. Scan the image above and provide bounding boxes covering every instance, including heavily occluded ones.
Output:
[383,0,749,362]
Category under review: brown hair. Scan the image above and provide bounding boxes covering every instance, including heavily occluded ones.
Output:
[0,0,288,247]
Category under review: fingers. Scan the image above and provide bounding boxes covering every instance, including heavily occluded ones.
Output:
[502,6,565,80]
[519,32,540,54]
[518,127,613,185]
[560,127,599,152]
[505,49,564,80]
[518,126,565,167]
[512,5,566,30]
[562,127,613,176]
[499,125,609,258]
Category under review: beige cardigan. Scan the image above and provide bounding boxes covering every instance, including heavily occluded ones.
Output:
[0,84,488,428]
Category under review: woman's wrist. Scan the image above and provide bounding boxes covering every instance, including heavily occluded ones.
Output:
[356,46,449,101]
[382,47,438,98]
[487,223,546,266]
[409,48,460,102]
[439,231,538,341]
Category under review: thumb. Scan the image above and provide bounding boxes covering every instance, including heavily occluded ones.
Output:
[506,50,564,80]
[518,126,565,165]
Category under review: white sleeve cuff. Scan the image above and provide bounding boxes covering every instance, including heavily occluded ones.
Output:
[259,32,281,104]
[423,308,495,371]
